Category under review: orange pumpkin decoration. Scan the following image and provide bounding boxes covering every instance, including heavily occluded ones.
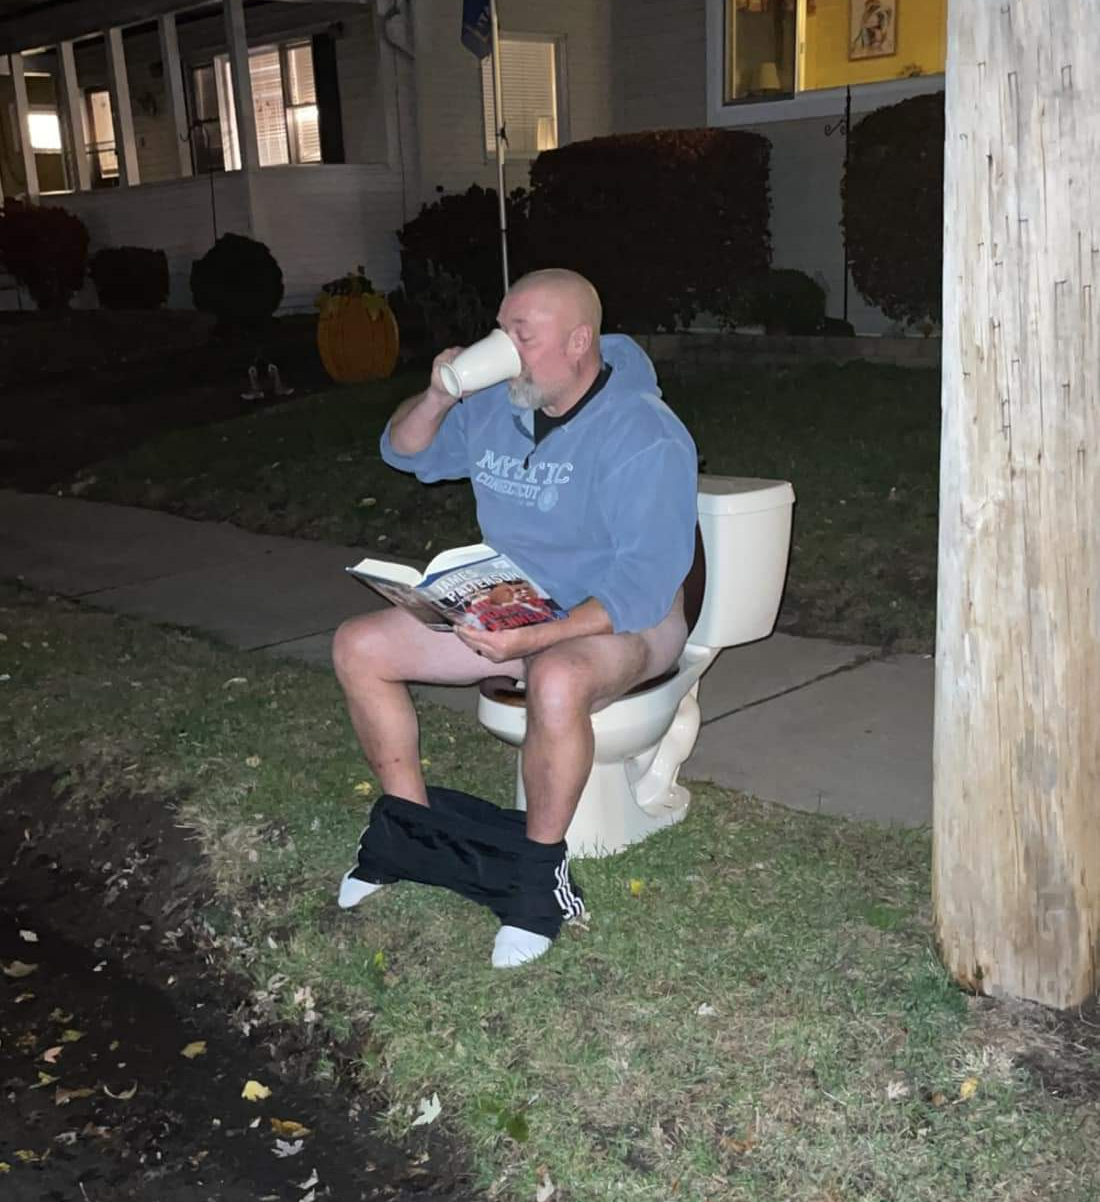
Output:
[316,291,400,383]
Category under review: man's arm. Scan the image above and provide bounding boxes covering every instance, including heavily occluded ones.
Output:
[454,597,612,663]
[388,348,462,455]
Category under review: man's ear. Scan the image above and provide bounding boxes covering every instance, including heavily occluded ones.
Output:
[569,323,593,357]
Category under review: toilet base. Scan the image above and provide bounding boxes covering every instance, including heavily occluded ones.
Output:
[513,753,692,859]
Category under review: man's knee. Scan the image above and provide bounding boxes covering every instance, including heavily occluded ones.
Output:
[525,650,598,723]
[332,613,391,685]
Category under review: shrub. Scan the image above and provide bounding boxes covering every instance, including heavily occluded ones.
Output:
[0,199,89,310]
[719,268,827,335]
[525,129,772,332]
[89,246,170,310]
[190,233,284,325]
[410,266,491,348]
[397,184,530,317]
[843,91,944,326]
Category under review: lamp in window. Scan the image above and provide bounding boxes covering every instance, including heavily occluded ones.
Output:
[535,115,556,152]
[756,61,782,93]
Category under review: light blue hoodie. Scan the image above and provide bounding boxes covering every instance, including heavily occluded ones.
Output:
[380,335,698,633]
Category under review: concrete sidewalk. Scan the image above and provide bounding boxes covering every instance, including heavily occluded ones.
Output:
[1,490,933,827]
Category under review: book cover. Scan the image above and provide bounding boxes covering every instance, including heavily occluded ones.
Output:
[347,545,568,633]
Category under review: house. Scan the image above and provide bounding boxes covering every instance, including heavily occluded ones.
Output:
[0,0,944,330]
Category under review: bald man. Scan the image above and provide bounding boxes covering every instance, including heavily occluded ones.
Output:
[333,269,698,967]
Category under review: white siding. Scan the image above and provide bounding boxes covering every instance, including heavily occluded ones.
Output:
[62,173,251,306]
[254,164,405,310]
[412,0,612,204]
[612,0,707,133]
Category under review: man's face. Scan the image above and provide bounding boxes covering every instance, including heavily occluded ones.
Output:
[496,286,576,411]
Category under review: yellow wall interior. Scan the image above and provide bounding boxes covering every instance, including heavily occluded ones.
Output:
[802,0,946,91]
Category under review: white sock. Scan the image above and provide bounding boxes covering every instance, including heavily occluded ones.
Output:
[337,869,385,909]
[491,925,552,969]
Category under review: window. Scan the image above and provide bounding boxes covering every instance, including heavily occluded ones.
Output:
[481,37,559,157]
[28,110,62,151]
[83,89,118,183]
[191,40,321,171]
[724,0,947,106]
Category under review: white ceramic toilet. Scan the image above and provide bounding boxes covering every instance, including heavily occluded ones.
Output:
[477,475,796,857]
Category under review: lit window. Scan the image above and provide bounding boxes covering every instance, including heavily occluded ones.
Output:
[84,89,119,181]
[482,37,559,156]
[196,41,322,170]
[724,0,947,105]
[28,111,62,152]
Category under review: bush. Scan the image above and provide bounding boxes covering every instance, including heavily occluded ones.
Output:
[397,184,530,318]
[843,91,944,326]
[190,233,284,325]
[90,246,170,310]
[525,129,772,332]
[0,199,89,310]
[719,268,827,335]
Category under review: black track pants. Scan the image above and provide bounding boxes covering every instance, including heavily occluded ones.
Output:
[349,786,584,940]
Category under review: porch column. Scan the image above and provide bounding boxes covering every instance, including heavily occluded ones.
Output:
[157,13,193,178]
[9,52,40,199]
[222,0,260,173]
[105,26,140,186]
[59,40,92,192]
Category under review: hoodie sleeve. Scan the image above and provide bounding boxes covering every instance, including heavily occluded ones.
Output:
[590,437,698,634]
[380,401,470,483]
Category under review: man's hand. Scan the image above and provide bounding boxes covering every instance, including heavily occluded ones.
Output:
[455,623,543,664]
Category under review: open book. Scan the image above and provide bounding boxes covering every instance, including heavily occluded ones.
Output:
[346,543,568,633]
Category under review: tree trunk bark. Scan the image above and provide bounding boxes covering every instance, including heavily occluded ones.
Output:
[934,1,1100,1009]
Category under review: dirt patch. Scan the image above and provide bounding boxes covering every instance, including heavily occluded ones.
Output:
[968,994,1100,1101]
[0,770,473,1201]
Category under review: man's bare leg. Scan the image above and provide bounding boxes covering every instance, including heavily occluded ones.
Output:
[332,607,525,805]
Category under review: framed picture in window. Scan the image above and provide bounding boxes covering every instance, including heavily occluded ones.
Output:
[849,0,897,60]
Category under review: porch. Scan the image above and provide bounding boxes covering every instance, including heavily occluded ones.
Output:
[0,0,411,309]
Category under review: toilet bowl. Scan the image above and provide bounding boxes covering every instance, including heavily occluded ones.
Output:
[476,475,796,858]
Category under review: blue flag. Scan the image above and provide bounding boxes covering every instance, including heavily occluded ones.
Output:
[461,0,492,59]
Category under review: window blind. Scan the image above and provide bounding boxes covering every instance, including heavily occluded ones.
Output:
[482,38,558,156]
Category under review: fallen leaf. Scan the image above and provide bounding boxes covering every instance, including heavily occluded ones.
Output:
[14,992,34,1003]
[103,1082,138,1100]
[245,755,262,769]
[353,781,373,797]
[49,1009,73,1023]
[628,878,644,897]
[13,1150,39,1164]
[0,1163,9,1173]
[30,1072,58,1090]
[420,757,431,767]
[696,1003,718,1017]
[56,1087,95,1105]
[250,1117,262,1129]
[930,1091,948,1107]
[535,1166,557,1201]
[54,1132,79,1147]
[886,1080,910,1101]
[298,1169,320,1190]
[180,1041,207,1060]
[19,930,38,943]
[42,1046,63,1064]
[60,1029,85,1043]
[2,961,37,978]
[273,1138,305,1158]
[411,1093,441,1127]
[959,1077,979,1101]
[242,1079,272,1102]
[719,1134,756,1155]
[270,1118,312,1139]
[109,1040,120,1051]
[223,677,248,687]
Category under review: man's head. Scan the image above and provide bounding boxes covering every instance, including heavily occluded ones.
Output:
[496,269,602,415]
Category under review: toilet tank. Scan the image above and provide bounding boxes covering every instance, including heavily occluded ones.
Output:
[690,476,796,649]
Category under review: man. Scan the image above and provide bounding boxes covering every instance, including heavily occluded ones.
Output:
[332,268,697,966]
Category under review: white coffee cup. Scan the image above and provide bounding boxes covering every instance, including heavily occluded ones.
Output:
[439,329,522,399]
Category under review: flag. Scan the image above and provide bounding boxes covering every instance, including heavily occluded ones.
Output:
[461,0,492,59]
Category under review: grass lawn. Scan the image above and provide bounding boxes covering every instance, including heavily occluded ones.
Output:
[3,582,1096,1201]
[72,359,941,653]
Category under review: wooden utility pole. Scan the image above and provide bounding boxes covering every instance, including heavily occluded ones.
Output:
[934,1,1099,1009]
